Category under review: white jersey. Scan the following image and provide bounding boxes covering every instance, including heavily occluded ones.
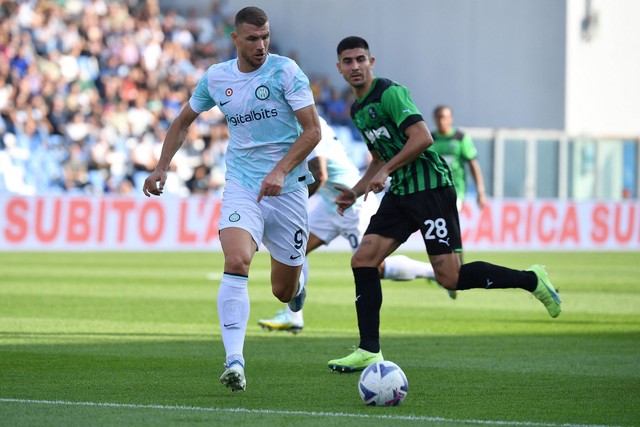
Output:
[189,54,315,193]
[307,117,378,248]
[309,117,362,211]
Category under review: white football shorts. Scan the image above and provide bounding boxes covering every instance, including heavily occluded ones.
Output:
[219,180,309,266]
[308,193,379,251]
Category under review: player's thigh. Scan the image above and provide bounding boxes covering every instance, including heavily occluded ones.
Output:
[364,193,416,241]
[219,228,257,275]
[262,188,308,268]
[219,181,265,242]
[409,187,462,256]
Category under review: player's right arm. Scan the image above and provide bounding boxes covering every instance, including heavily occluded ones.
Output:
[258,104,321,201]
[143,103,200,197]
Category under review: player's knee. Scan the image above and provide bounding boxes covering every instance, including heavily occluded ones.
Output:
[223,253,251,276]
[351,252,379,269]
[434,270,460,290]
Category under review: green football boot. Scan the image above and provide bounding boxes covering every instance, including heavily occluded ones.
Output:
[328,348,383,373]
[528,264,562,318]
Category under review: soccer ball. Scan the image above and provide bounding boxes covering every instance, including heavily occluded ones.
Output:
[358,360,408,406]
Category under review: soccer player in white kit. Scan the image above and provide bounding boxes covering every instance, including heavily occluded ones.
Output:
[258,116,444,333]
[142,7,321,393]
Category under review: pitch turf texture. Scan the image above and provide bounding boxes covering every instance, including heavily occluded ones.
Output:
[1,251,638,427]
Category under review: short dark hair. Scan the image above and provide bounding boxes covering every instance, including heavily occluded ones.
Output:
[235,6,268,29]
[433,105,452,117]
[337,36,369,56]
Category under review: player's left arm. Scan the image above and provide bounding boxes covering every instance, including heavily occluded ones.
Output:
[366,121,433,195]
[374,85,433,181]
[258,104,321,201]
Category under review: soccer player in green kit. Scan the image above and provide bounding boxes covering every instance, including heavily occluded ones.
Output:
[430,105,487,211]
[430,105,486,266]
[327,36,561,372]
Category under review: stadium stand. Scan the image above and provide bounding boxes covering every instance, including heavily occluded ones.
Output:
[0,0,353,196]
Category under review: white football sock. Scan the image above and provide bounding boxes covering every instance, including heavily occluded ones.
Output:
[218,273,250,361]
[383,255,435,280]
[285,307,303,323]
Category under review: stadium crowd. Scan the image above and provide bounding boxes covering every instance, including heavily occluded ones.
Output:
[0,0,357,196]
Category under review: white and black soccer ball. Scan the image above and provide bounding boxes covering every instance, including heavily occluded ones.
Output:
[358,360,408,406]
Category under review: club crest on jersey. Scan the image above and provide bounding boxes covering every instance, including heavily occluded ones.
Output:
[229,211,241,222]
[255,85,270,100]
[368,107,378,119]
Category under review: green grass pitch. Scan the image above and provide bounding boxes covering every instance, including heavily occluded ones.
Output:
[1,251,639,426]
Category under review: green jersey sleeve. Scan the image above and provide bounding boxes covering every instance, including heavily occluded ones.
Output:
[381,84,423,134]
[460,134,478,161]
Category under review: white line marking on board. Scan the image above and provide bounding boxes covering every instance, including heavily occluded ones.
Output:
[0,398,624,427]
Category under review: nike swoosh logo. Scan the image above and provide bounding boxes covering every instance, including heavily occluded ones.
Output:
[223,322,238,328]
[355,295,361,302]
[220,100,231,106]
[289,254,302,260]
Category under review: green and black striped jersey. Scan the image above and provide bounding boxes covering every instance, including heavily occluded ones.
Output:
[351,77,453,195]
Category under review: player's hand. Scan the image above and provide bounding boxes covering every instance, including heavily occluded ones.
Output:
[365,180,386,200]
[258,170,285,202]
[334,185,357,216]
[477,193,487,210]
[364,168,389,200]
[142,169,167,197]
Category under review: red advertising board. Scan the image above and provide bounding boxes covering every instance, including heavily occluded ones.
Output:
[1,196,638,251]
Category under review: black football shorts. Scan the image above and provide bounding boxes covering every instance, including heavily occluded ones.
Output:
[365,186,462,255]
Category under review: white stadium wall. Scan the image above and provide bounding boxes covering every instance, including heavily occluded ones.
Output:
[564,0,640,136]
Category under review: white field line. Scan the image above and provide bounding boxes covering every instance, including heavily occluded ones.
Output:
[0,398,624,427]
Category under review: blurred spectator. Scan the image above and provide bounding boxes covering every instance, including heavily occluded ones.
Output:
[186,164,213,195]
[0,0,353,197]
[324,87,351,126]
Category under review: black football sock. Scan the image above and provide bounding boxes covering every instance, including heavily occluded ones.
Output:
[457,261,537,292]
[353,267,382,353]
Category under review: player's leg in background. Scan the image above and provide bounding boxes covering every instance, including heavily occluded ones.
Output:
[259,188,310,331]
[379,254,435,281]
[258,233,325,333]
